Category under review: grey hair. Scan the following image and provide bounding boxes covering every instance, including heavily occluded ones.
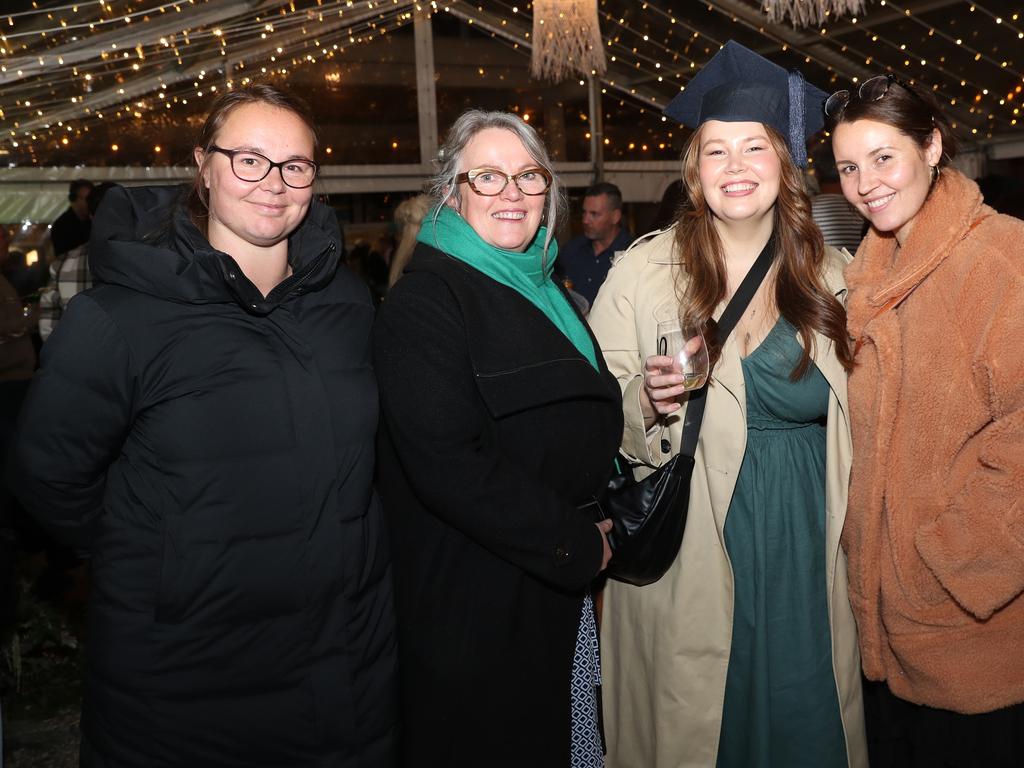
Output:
[427,109,565,257]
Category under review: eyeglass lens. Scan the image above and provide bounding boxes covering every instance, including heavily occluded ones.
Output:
[468,169,549,196]
[230,151,317,188]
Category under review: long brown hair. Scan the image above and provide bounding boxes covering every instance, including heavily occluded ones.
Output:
[187,83,318,233]
[673,123,853,379]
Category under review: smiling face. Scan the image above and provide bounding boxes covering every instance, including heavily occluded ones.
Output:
[832,118,941,245]
[697,120,782,228]
[453,127,546,252]
[196,102,316,254]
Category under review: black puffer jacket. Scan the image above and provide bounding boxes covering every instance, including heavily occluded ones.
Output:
[10,185,397,767]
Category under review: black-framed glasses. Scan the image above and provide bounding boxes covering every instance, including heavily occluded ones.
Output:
[209,145,319,189]
[824,73,928,120]
[456,167,552,196]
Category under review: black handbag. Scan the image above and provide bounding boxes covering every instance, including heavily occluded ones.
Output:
[590,237,776,587]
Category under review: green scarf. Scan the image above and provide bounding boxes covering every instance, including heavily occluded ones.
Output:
[417,205,598,370]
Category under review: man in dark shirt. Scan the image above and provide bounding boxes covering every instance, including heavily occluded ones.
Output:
[50,179,94,257]
[559,182,633,306]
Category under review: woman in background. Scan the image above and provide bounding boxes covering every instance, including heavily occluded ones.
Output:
[386,193,431,289]
[830,73,1024,767]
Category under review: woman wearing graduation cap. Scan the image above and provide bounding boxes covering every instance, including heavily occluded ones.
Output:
[588,41,867,767]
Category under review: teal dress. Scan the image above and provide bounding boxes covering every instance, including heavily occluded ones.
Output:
[716,318,847,768]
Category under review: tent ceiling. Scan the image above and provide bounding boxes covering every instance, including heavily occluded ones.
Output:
[1,0,1021,170]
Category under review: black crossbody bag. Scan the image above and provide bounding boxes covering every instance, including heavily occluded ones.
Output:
[587,236,776,587]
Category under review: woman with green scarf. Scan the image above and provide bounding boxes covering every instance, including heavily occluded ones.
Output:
[373,110,623,767]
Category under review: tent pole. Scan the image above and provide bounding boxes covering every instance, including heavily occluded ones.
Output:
[588,76,604,183]
[414,8,439,169]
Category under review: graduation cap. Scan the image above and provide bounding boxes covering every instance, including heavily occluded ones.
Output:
[663,40,827,167]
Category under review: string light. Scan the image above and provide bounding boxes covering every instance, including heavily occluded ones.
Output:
[1,0,1021,165]
[1,0,417,161]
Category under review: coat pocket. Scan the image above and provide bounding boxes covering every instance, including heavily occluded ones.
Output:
[887,496,955,610]
[474,358,615,420]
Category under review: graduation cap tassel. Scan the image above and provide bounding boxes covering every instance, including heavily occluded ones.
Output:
[764,0,865,28]
[787,70,809,168]
[530,0,607,83]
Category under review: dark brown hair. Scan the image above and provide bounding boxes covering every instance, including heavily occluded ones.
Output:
[673,123,854,379]
[829,78,959,167]
[187,83,317,232]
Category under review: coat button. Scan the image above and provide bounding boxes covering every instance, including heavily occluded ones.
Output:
[661,439,671,454]
[555,545,569,561]
[228,271,237,280]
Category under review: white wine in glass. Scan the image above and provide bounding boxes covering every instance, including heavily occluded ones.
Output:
[656,320,710,391]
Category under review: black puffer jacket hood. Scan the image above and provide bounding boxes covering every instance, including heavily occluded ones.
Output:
[89,183,339,312]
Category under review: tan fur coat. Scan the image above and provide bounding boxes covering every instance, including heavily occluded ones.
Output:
[843,168,1024,713]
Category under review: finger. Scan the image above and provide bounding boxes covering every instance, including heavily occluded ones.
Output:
[643,355,676,372]
[598,518,614,533]
[646,383,688,401]
[645,372,686,390]
[654,400,682,415]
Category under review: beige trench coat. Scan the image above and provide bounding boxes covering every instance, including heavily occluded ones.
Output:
[588,227,867,768]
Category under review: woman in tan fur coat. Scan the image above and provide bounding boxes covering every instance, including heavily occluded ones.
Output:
[829,75,1024,766]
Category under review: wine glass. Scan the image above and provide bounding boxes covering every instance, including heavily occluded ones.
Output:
[656,320,709,391]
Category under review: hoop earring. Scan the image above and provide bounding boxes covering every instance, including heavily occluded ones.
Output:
[930,164,940,184]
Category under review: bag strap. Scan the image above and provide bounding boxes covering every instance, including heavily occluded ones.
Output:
[679,235,776,459]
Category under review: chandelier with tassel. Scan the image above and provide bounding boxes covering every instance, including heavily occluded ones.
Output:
[765,0,867,28]
[530,0,607,82]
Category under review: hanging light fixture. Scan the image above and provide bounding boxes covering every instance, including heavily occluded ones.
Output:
[764,0,866,28]
[530,0,606,82]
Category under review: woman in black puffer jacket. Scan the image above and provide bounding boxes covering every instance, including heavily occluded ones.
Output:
[9,85,396,768]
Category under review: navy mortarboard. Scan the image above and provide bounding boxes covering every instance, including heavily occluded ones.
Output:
[664,40,827,167]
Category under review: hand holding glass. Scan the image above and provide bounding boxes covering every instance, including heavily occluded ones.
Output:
[656,320,709,391]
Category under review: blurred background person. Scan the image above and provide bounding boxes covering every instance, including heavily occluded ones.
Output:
[386,193,431,290]
[50,179,94,258]
[9,84,396,767]
[809,149,867,254]
[38,182,116,341]
[374,109,620,768]
[559,181,632,306]
[344,239,388,303]
[830,72,1024,768]
[645,178,688,233]
[0,225,48,302]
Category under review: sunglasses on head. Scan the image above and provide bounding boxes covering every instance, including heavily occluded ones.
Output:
[824,73,930,120]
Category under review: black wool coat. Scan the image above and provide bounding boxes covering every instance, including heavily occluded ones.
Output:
[373,243,623,768]
[10,185,397,768]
